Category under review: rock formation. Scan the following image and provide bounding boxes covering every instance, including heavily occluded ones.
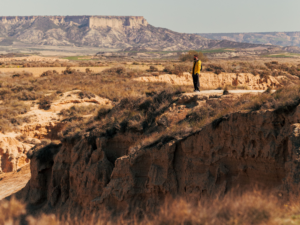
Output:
[0,90,112,175]
[134,72,289,90]
[0,15,274,51]
[199,32,300,48]
[0,16,211,50]
[17,99,300,218]
[0,135,31,173]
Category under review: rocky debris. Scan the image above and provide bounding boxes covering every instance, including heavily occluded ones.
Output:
[0,135,32,173]
[16,99,300,218]
[134,72,288,90]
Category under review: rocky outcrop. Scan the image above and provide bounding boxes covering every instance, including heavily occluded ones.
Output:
[0,16,275,51]
[134,72,289,90]
[88,16,148,29]
[0,135,32,173]
[17,102,300,217]
[0,16,147,29]
[0,16,211,50]
[19,122,65,140]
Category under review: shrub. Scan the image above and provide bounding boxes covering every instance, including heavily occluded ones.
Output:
[59,105,99,118]
[85,68,93,74]
[17,91,39,100]
[179,50,208,62]
[63,66,76,75]
[38,96,52,110]
[163,64,190,75]
[78,91,95,99]
[259,70,271,79]
[40,70,58,77]
[205,64,225,74]
[147,66,158,72]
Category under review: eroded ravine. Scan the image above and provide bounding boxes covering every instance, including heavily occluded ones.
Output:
[0,90,113,200]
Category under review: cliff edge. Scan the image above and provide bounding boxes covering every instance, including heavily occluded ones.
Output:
[17,97,300,217]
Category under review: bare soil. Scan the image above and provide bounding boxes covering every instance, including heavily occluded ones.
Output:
[0,164,30,200]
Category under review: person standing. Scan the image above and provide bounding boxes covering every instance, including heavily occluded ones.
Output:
[192,54,201,92]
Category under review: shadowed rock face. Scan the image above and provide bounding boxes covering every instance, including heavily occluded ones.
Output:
[17,105,300,217]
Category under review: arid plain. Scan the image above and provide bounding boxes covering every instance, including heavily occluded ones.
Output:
[0,50,300,224]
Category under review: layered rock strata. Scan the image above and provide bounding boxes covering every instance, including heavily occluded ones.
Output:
[0,135,31,173]
[0,16,211,50]
[134,72,289,90]
[17,102,300,217]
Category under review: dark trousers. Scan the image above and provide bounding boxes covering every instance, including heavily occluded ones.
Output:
[192,74,200,91]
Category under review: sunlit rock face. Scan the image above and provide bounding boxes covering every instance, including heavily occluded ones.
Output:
[17,104,300,218]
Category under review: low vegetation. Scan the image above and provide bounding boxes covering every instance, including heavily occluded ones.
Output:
[202,60,300,78]
[60,84,300,155]
[59,105,100,118]
[0,57,298,134]
[0,66,188,133]
[0,60,108,68]
[179,50,208,62]
[2,191,300,224]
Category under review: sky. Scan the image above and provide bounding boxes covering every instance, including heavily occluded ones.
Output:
[1,0,300,34]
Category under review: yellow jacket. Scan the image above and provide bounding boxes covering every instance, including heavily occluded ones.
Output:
[192,60,201,75]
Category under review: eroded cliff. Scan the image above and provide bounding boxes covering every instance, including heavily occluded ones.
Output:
[0,15,211,50]
[17,96,300,218]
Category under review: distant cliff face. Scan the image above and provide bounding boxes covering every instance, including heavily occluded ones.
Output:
[0,16,147,29]
[88,16,148,29]
[198,32,300,48]
[0,16,211,50]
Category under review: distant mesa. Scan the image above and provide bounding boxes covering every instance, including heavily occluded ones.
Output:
[198,32,300,48]
[0,16,148,29]
[0,15,288,51]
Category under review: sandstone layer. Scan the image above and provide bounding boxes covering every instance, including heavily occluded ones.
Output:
[17,97,300,218]
[134,72,288,90]
[0,134,32,173]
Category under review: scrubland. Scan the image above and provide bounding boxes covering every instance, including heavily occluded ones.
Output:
[1,56,300,224]
[61,84,300,156]
[1,56,298,135]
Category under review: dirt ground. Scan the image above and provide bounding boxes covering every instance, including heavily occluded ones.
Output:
[0,164,30,200]
[0,65,164,77]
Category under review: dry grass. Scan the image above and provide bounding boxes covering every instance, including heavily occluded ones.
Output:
[202,60,300,78]
[0,65,165,77]
[0,65,189,132]
[2,191,300,224]
[60,84,300,154]
[59,105,100,118]
[0,67,111,77]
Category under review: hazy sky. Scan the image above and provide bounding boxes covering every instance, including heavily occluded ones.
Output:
[1,0,300,33]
